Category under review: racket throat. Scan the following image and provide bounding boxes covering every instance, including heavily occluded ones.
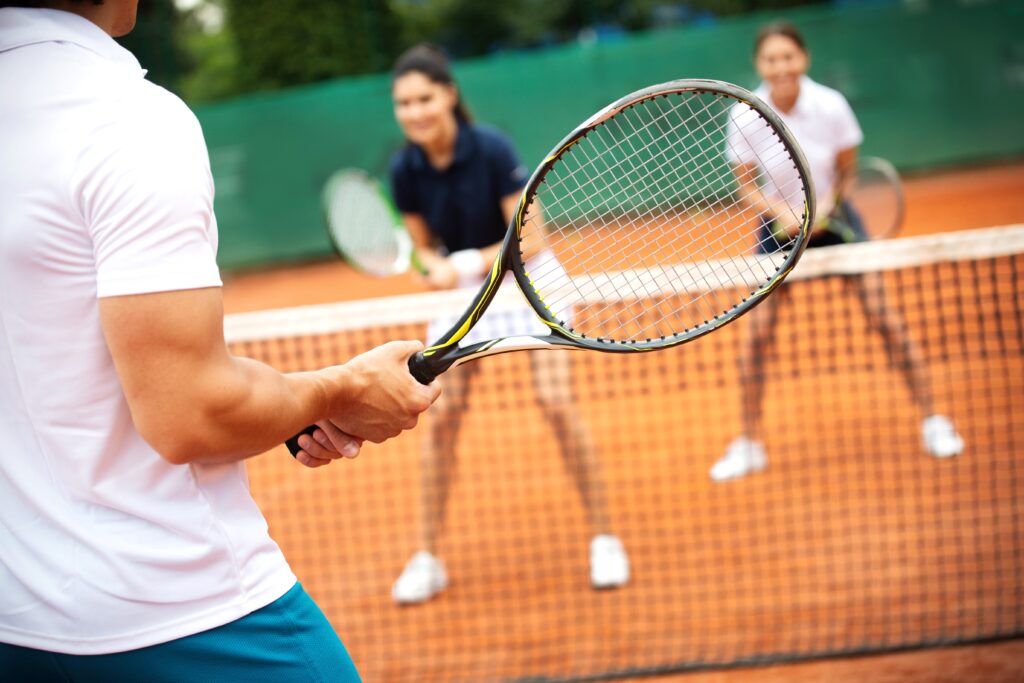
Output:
[409,335,583,384]
[452,335,582,364]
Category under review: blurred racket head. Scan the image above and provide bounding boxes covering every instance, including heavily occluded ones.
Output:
[322,169,421,276]
[841,155,905,240]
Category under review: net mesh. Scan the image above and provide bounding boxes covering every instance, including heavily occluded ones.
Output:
[227,226,1024,683]
[519,88,809,344]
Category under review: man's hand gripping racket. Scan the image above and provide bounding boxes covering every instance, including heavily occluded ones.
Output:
[288,79,816,457]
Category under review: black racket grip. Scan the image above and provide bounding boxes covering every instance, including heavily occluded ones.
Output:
[286,353,435,458]
[407,352,436,385]
[285,425,318,458]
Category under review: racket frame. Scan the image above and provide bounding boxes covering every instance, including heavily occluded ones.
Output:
[408,78,815,384]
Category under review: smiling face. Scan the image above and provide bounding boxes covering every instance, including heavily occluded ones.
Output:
[755,34,809,105]
[392,71,459,148]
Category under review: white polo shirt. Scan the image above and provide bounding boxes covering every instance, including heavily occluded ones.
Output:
[0,9,294,654]
[727,75,863,216]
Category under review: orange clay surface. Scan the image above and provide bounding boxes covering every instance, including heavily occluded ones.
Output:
[225,162,1024,683]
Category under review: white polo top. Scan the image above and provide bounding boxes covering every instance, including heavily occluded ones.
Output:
[727,75,863,216]
[0,8,294,654]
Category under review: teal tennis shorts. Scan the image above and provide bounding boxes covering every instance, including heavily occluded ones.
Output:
[0,582,361,682]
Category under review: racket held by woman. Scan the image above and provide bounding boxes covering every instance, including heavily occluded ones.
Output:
[322,168,427,276]
[820,155,904,243]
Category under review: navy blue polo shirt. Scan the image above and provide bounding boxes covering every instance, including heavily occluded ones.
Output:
[390,122,528,253]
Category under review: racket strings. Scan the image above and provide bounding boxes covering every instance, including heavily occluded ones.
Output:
[528,96,804,264]
[528,99,801,299]
[535,94,726,235]
[586,99,804,265]
[528,159,785,297]
[537,95,798,251]
[603,97,805,324]
[529,99,764,329]
[528,116,774,339]
[727,105,808,233]
[540,104,786,331]
[518,90,808,343]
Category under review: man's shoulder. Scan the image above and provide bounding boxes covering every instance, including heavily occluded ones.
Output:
[125,79,202,135]
[78,79,206,172]
[73,76,210,190]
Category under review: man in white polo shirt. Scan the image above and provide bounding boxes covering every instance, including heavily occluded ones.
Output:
[0,1,440,679]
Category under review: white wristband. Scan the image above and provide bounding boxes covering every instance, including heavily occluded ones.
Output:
[448,249,486,281]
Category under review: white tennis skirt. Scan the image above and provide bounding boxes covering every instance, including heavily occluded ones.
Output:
[426,249,571,347]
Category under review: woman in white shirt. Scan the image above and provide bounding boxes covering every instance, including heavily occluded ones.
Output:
[710,21,964,482]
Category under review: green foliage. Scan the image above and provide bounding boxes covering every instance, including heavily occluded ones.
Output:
[391,0,827,56]
[391,0,614,55]
[178,21,242,103]
[225,0,400,92]
[158,0,830,103]
[116,0,179,90]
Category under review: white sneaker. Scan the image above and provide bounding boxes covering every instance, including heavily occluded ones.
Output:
[391,551,448,605]
[590,534,629,589]
[922,414,963,458]
[709,436,767,482]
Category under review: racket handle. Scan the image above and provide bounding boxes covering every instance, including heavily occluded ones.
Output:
[285,425,318,457]
[407,352,437,385]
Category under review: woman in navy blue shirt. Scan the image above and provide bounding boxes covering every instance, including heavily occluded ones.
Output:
[387,44,629,604]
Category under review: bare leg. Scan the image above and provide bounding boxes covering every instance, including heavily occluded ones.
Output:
[529,350,610,535]
[419,365,477,554]
[852,272,935,415]
[739,293,785,442]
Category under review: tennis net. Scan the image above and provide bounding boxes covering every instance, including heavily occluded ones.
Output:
[227,225,1024,683]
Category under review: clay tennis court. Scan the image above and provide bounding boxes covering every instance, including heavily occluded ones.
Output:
[221,162,1024,313]
[224,162,1024,682]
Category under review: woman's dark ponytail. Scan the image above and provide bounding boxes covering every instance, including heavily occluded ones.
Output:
[392,43,472,123]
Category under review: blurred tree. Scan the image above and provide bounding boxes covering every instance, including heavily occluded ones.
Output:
[225,0,401,92]
[391,0,827,57]
[117,0,179,90]
[176,0,244,103]
[391,0,621,55]
[144,0,829,103]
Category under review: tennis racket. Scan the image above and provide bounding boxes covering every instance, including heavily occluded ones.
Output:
[287,78,815,456]
[322,168,426,276]
[820,155,904,243]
